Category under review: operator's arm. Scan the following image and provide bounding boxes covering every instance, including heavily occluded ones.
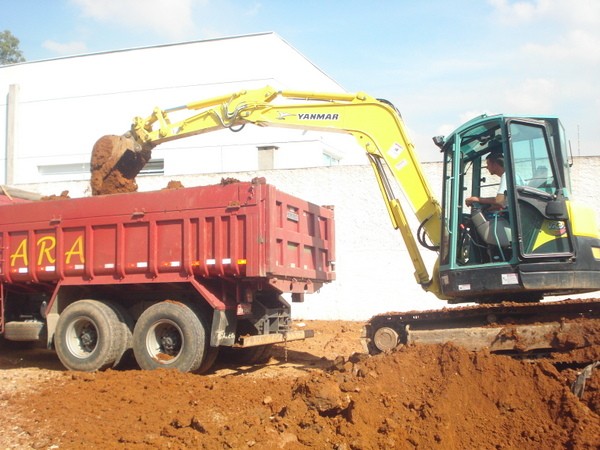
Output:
[465,193,505,210]
[466,171,506,210]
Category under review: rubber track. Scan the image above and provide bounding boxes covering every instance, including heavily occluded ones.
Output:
[367,298,599,328]
[364,298,600,364]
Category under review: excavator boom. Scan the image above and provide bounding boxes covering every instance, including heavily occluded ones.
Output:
[92,86,443,292]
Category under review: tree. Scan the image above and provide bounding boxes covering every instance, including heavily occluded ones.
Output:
[0,30,25,65]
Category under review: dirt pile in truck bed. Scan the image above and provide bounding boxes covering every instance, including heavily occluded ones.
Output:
[40,190,70,200]
[1,320,598,449]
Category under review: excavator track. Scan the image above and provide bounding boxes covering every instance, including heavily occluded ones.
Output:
[362,298,600,365]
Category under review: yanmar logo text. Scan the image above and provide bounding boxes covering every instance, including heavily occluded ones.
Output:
[297,113,339,120]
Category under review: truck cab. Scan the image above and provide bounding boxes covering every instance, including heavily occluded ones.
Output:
[438,114,600,302]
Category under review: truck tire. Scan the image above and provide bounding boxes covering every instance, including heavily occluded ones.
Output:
[132,301,208,372]
[54,300,126,372]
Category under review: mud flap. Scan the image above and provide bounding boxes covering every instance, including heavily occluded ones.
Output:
[210,309,237,347]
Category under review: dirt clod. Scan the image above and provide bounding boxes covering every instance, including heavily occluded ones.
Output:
[163,180,185,190]
[40,190,70,201]
[221,177,240,185]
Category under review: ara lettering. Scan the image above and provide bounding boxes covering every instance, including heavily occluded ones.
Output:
[9,235,85,268]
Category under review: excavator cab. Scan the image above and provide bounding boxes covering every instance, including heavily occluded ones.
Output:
[438,114,600,302]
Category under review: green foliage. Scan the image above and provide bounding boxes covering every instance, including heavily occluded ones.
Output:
[0,30,26,65]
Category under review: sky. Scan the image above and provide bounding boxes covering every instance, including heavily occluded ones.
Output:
[1,0,599,161]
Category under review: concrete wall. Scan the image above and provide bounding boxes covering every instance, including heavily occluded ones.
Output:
[17,155,600,320]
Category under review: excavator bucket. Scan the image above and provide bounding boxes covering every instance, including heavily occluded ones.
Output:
[90,135,153,195]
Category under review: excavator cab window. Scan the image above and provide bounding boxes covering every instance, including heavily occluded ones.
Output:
[443,117,575,269]
[440,144,455,266]
[459,143,514,265]
[440,119,514,267]
[508,119,574,258]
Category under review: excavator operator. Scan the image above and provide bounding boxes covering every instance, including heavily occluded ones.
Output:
[465,151,506,211]
[463,147,517,259]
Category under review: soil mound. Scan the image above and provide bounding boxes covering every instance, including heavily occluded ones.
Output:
[8,343,599,449]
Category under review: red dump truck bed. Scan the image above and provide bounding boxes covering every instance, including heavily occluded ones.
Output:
[0,178,335,291]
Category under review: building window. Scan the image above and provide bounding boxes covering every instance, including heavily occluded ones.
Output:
[138,159,165,175]
[38,163,90,175]
[258,145,279,170]
[322,152,340,166]
[38,159,164,176]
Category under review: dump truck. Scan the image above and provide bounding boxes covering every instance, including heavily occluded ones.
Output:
[0,178,335,372]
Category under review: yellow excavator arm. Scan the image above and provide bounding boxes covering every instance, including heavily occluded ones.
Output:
[103,86,443,294]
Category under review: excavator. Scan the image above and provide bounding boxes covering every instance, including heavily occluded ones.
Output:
[92,86,600,362]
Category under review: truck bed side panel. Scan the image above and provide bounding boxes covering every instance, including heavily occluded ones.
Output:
[0,181,335,290]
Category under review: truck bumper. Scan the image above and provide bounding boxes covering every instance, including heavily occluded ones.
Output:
[237,329,314,347]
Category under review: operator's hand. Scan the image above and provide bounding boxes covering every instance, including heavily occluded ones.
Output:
[465,196,478,207]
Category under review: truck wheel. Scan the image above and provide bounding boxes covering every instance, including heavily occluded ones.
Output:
[132,301,208,372]
[54,300,126,372]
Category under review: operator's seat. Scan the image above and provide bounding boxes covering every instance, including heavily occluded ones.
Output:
[471,210,511,247]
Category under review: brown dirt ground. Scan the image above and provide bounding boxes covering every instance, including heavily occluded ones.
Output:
[1,320,599,450]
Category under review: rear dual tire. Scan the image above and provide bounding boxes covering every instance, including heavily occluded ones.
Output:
[54,299,216,373]
[54,299,131,372]
[132,301,214,373]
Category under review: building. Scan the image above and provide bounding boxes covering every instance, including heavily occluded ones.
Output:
[0,32,363,197]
